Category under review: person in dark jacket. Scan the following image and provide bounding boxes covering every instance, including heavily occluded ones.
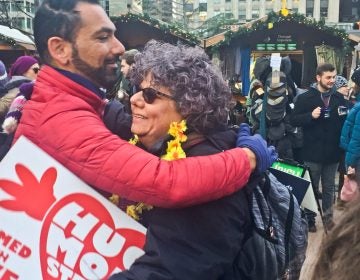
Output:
[291,63,347,232]
[109,40,271,280]
[0,56,39,124]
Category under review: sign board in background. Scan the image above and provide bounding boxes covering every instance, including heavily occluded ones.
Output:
[271,160,318,213]
[0,136,146,279]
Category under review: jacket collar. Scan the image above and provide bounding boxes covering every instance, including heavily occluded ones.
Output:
[53,67,106,99]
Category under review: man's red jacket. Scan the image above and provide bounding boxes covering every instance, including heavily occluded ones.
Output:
[14,66,251,207]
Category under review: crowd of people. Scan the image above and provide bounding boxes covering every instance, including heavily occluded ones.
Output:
[0,0,360,279]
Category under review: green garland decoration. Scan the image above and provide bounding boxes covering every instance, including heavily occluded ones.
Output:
[111,13,199,44]
[0,33,18,47]
[209,11,351,53]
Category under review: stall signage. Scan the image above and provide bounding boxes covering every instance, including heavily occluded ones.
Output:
[256,34,297,51]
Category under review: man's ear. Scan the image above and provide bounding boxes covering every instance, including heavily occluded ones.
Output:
[47,37,72,66]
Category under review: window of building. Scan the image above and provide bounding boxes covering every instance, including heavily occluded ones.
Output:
[320,0,328,17]
[184,3,193,13]
[14,17,25,29]
[25,1,34,13]
[13,0,24,12]
[26,17,31,29]
[320,7,328,17]
[238,9,246,20]
[199,3,207,12]
[252,9,260,19]
[352,7,359,18]
[306,7,314,17]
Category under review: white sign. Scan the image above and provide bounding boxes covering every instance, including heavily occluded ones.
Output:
[270,53,282,70]
[0,137,146,279]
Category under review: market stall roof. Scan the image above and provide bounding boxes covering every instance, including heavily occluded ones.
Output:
[112,13,199,50]
[0,25,35,50]
[204,11,349,51]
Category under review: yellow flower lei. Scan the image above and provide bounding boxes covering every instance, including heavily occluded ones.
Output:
[109,120,187,220]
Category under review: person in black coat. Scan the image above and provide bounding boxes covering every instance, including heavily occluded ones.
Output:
[291,63,347,231]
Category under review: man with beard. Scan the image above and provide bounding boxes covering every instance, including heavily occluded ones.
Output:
[291,63,347,232]
[12,0,277,209]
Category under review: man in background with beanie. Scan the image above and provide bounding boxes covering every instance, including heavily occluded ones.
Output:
[0,56,39,124]
[335,75,350,99]
[291,63,347,232]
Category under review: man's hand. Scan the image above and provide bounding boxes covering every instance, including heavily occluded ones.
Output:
[311,107,321,119]
[236,123,278,173]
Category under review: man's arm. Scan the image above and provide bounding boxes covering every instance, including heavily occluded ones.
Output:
[103,99,133,140]
[20,104,254,208]
[290,95,318,127]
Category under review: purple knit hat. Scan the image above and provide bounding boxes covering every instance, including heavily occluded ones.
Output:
[9,56,38,77]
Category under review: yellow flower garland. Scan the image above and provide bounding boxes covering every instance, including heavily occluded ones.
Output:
[109,120,187,220]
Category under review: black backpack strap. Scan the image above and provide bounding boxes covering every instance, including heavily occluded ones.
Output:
[284,188,294,276]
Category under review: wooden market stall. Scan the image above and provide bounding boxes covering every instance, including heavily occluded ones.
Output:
[0,25,36,70]
[112,13,199,51]
[204,11,353,92]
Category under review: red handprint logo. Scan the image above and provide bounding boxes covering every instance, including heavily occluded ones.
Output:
[0,163,56,220]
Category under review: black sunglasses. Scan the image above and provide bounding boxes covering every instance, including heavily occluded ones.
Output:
[32,67,40,74]
[134,86,174,104]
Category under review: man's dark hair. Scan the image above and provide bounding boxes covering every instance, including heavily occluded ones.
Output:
[316,63,336,76]
[122,49,139,66]
[33,0,99,63]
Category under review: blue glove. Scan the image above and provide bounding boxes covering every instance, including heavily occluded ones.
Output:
[236,123,278,173]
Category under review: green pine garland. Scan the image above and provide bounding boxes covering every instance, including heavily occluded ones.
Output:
[0,34,18,47]
[111,13,199,44]
[210,11,351,53]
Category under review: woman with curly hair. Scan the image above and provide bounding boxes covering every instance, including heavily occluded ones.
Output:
[109,40,277,280]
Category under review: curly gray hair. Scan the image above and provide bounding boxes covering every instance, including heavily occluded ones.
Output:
[130,40,231,135]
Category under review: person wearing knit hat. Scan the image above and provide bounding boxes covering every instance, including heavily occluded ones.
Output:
[9,55,39,80]
[0,56,39,124]
[334,75,350,98]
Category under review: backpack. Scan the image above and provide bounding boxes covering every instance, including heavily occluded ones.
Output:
[237,172,308,280]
